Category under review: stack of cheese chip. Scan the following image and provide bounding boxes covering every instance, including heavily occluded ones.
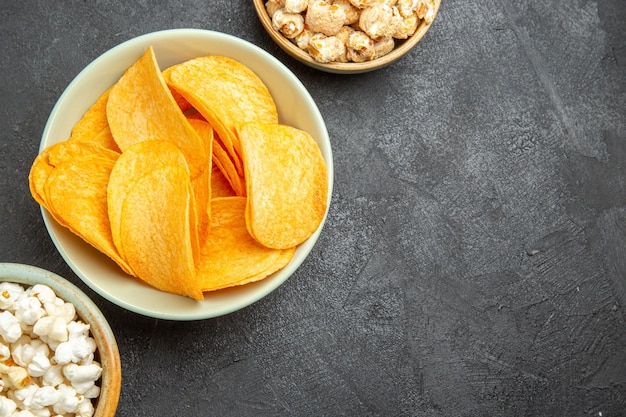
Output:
[29,47,328,300]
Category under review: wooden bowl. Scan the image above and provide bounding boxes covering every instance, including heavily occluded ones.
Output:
[253,0,441,74]
[0,263,121,417]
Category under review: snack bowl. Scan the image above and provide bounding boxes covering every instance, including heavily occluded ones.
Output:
[253,0,440,74]
[0,262,121,417]
[38,29,333,320]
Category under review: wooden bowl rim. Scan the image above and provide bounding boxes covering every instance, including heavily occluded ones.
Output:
[253,0,441,74]
[0,263,121,417]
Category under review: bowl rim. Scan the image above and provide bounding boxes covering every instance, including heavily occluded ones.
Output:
[38,28,333,320]
[252,0,441,74]
[0,262,121,417]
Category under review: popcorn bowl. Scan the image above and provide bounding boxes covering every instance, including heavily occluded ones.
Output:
[253,0,441,74]
[0,263,121,417]
[37,29,333,320]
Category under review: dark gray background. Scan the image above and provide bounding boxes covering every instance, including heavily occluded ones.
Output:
[2,1,625,415]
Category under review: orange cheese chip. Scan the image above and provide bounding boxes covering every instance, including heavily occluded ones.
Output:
[107,140,194,264]
[68,88,121,152]
[106,46,207,179]
[28,142,131,274]
[186,118,214,240]
[165,56,278,177]
[29,141,120,223]
[29,48,328,300]
[119,165,202,300]
[211,132,245,196]
[197,197,294,291]
[45,158,116,253]
[240,123,328,249]
[210,165,237,198]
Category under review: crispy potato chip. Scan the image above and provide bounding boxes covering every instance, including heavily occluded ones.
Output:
[240,123,328,249]
[210,164,236,198]
[234,247,294,287]
[197,197,294,292]
[165,56,278,177]
[107,140,197,264]
[68,88,121,152]
[119,165,202,300]
[29,141,120,219]
[70,89,110,139]
[85,128,118,152]
[106,46,207,179]
[31,142,129,273]
[184,111,244,196]
[192,167,210,243]
[41,154,132,274]
[161,62,197,117]
[29,48,321,300]
[29,160,67,228]
[186,118,214,240]
[212,132,245,196]
[38,140,120,169]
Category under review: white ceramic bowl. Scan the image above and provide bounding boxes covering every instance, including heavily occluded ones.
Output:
[38,29,333,320]
[0,263,121,417]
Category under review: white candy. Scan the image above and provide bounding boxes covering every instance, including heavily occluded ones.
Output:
[33,316,68,343]
[6,366,31,390]
[265,0,283,18]
[54,320,95,365]
[334,0,360,25]
[396,0,418,17]
[346,30,375,62]
[0,283,101,417]
[82,384,100,399]
[272,9,305,39]
[0,395,17,417]
[0,311,22,343]
[14,296,45,327]
[306,1,346,36]
[31,386,62,409]
[0,282,25,310]
[374,36,396,59]
[294,27,315,51]
[63,363,102,395]
[0,342,10,361]
[54,334,96,365]
[53,384,79,414]
[76,399,95,417]
[43,301,75,325]
[41,364,64,387]
[63,363,102,385]
[284,0,308,13]
[358,3,400,40]
[266,0,434,63]
[67,321,90,339]
[11,336,49,368]
[416,0,435,23]
[394,12,418,39]
[27,351,51,378]
[28,285,56,305]
[13,384,38,408]
[70,379,97,395]
[308,33,346,63]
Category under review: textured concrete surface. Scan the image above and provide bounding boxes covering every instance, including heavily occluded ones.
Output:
[1,1,625,416]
